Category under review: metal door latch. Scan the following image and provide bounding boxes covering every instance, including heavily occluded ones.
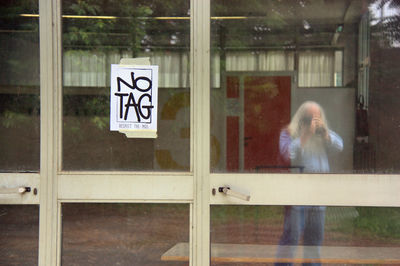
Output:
[217,186,250,201]
[0,186,31,195]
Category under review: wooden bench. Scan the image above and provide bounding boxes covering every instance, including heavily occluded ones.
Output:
[161,242,400,264]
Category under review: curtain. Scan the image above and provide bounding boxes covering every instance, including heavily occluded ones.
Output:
[225,50,294,71]
[298,51,334,87]
[150,52,189,88]
[258,51,294,71]
[226,51,258,71]
[211,50,295,87]
[63,50,189,88]
[63,50,107,87]
[63,49,335,88]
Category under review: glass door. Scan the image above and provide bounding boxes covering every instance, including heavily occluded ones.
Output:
[208,0,400,265]
[57,0,193,265]
[8,0,400,265]
[0,1,40,265]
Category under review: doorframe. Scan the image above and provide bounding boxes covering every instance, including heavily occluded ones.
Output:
[38,0,199,265]
[193,1,211,265]
[39,0,60,264]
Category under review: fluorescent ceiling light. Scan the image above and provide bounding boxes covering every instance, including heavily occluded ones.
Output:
[20,14,248,20]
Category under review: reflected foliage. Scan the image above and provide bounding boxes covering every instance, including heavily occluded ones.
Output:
[0,1,39,86]
[62,1,191,171]
[211,206,400,246]
[373,0,400,46]
[64,94,109,130]
[355,207,400,239]
[211,0,349,49]
[63,0,190,53]
[0,0,40,171]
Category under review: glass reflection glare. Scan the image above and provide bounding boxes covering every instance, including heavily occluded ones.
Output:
[211,206,400,265]
[0,1,40,171]
[62,0,190,171]
[211,0,400,174]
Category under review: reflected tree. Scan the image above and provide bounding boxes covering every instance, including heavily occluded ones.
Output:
[62,0,189,53]
[62,0,190,130]
[371,0,400,47]
[0,1,40,128]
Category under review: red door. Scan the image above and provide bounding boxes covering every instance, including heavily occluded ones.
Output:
[226,74,292,172]
[244,75,291,171]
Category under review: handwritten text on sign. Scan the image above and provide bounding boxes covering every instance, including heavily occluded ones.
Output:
[110,65,158,132]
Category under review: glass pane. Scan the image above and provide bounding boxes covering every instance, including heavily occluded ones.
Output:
[61,203,189,265]
[211,0,400,174]
[0,205,39,265]
[210,205,400,265]
[0,1,40,171]
[62,0,190,171]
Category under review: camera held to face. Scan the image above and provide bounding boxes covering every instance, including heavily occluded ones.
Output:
[301,114,326,136]
[315,126,326,136]
[301,115,312,127]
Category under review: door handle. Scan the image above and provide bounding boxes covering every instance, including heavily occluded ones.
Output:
[0,187,31,195]
[218,186,250,201]
[244,136,253,147]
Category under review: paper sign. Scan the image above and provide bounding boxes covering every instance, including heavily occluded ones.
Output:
[110,64,158,138]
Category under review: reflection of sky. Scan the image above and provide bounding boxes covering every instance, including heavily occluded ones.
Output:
[369,0,400,47]
[370,0,399,25]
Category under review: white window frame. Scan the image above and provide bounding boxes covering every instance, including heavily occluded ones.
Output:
[38,0,197,265]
